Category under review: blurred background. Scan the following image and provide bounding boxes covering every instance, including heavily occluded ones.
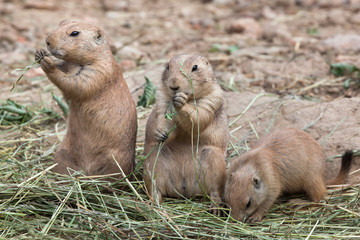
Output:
[2,0,360,100]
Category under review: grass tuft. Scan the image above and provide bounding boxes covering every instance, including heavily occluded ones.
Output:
[1,91,359,239]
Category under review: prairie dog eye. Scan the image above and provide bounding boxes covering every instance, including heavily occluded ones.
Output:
[192,65,198,72]
[166,64,169,70]
[70,31,80,37]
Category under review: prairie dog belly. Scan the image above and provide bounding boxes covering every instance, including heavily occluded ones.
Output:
[150,145,208,199]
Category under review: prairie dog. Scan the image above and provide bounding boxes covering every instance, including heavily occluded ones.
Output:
[224,128,353,223]
[35,20,137,177]
[143,55,229,213]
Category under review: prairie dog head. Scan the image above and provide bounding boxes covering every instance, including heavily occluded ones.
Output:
[161,55,216,99]
[45,20,108,64]
[224,153,268,222]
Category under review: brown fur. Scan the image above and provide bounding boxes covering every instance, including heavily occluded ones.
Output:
[35,20,137,177]
[143,55,229,213]
[224,128,353,223]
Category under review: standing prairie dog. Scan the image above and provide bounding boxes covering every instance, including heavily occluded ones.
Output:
[35,20,137,177]
[224,128,353,223]
[144,55,229,213]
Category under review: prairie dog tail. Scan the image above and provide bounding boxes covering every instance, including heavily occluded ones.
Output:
[328,150,353,185]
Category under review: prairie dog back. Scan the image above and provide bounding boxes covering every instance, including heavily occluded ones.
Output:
[224,128,353,223]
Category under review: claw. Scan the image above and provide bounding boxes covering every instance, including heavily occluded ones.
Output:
[209,206,221,216]
[155,129,168,142]
[35,49,49,62]
[245,213,263,223]
[173,95,187,109]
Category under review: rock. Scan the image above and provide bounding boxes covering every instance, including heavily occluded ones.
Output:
[0,2,15,14]
[350,11,360,24]
[100,0,129,11]
[117,46,145,61]
[111,41,124,52]
[318,0,348,7]
[261,22,292,43]
[120,59,137,71]
[211,0,234,5]
[226,18,262,39]
[275,0,296,7]
[23,0,58,10]
[334,55,360,66]
[294,0,317,7]
[0,21,19,46]
[189,17,215,30]
[262,6,277,20]
[350,0,360,8]
[320,34,360,53]
[327,9,348,25]
[263,76,290,91]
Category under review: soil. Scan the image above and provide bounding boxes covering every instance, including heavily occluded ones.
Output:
[1,0,359,182]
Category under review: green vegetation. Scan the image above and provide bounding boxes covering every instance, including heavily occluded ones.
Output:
[137,76,157,108]
[1,94,360,239]
[306,27,319,36]
[209,43,239,54]
[0,99,34,125]
[330,62,360,89]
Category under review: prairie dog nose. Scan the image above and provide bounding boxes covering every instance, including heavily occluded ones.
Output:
[170,86,179,91]
[168,77,179,91]
[45,34,54,47]
[46,39,50,46]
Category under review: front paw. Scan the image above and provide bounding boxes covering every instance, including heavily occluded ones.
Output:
[246,213,264,223]
[173,92,188,109]
[155,129,168,142]
[35,49,56,73]
[209,202,222,216]
[35,49,48,61]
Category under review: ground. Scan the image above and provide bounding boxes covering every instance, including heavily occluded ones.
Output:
[1,0,360,239]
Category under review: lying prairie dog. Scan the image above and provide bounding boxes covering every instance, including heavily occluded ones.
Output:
[224,128,353,223]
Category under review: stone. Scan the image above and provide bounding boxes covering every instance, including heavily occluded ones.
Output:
[23,0,58,10]
[226,18,262,38]
[118,46,145,61]
[226,18,262,39]
[321,34,360,53]
[120,59,137,71]
[101,0,129,11]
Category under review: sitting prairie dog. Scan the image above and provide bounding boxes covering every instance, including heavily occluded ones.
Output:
[144,54,229,213]
[35,20,137,177]
[224,128,353,223]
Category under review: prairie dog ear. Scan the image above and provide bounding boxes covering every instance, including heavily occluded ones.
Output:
[253,177,261,189]
[201,56,210,66]
[229,173,234,181]
[94,29,105,45]
[59,19,74,27]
